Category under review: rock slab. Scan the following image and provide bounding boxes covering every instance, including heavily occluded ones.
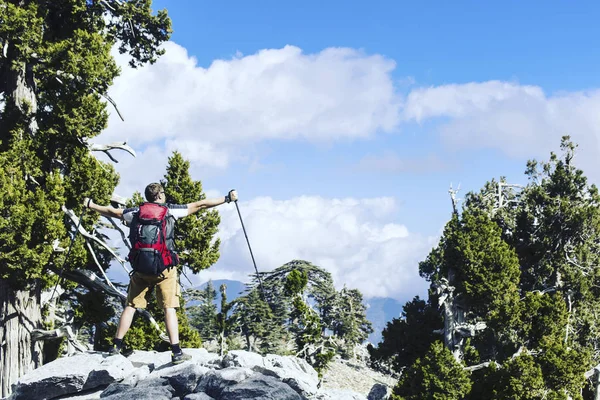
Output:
[9,353,134,400]
[7,349,372,400]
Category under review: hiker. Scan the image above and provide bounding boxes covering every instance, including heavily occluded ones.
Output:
[83,183,238,364]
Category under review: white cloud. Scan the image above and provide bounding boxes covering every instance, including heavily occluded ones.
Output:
[402,81,600,177]
[97,39,600,182]
[192,195,436,300]
[97,42,402,169]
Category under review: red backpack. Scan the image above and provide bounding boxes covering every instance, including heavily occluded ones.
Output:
[127,203,179,275]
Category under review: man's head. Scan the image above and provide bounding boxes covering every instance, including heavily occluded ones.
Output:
[145,183,166,203]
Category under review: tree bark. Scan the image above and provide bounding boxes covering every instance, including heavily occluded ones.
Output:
[0,280,44,398]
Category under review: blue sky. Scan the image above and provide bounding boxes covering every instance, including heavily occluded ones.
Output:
[97,1,600,306]
[153,0,600,91]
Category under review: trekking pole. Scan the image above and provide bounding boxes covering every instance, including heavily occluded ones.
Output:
[49,199,90,303]
[233,196,268,302]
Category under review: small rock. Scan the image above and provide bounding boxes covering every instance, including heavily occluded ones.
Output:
[120,365,151,386]
[313,388,368,400]
[367,383,391,400]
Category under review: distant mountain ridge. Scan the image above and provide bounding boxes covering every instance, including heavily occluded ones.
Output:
[190,279,402,345]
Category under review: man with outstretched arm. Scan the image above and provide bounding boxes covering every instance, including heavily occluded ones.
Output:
[83,183,237,364]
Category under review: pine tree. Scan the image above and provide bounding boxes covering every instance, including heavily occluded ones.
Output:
[391,341,472,400]
[368,296,443,374]
[374,137,600,398]
[331,286,373,359]
[285,269,334,378]
[187,280,218,342]
[216,283,235,356]
[230,287,275,353]
[0,1,170,395]
[160,151,221,273]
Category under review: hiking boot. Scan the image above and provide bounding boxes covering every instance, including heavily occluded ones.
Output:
[108,345,121,356]
[171,351,192,364]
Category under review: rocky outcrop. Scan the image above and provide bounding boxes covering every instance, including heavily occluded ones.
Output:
[4,349,391,400]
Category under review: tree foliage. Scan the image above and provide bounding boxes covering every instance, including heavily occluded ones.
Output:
[228,260,373,377]
[0,1,171,394]
[391,341,472,400]
[0,0,171,289]
[160,151,221,273]
[368,296,442,374]
[372,137,600,398]
[187,280,218,342]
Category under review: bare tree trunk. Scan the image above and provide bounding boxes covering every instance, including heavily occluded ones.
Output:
[0,280,44,398]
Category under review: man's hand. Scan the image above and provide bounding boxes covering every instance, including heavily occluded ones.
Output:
[83,197,93,208]
[229,189,238,202]
[82,198,123,218]
[225,189,238,203]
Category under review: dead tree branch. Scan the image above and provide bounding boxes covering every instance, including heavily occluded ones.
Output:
[87,141,136,163]
[61,206,130,275]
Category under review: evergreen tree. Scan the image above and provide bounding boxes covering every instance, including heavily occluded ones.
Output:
[0,1,170,395]
[285,269,334,378]
[187,280,218,342]
[391,341,472,400]
[216,283,234,356]
[375,137,600,398]
[160,151,221,273]
[368,296,443,374]
[331,286,373,359]
[230,287,276,354]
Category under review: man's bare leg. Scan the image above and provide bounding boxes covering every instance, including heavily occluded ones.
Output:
[164,307,179,344]
[115,306,136,339]
[109,306,136,354]
[165,307,191,363]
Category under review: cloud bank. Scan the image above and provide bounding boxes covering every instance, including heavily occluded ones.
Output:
[402,81,600,172]
[101,42,402,155]
[194,196,436,300]
[96,41,600,301]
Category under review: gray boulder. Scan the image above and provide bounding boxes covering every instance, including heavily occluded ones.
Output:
[221,350,265,369]
[100,385,175,400]
[9,353,134,400]
[99,383,133,397]
[194,367,255,398]
[261,353,318,397]
[367,383,391,400]
[100,375,176,400]
[222,350,319,397]
[120,364,151,386]
[220,374,302,400]
[147,363,209,397]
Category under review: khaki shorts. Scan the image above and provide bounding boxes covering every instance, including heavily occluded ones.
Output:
[127,267,180,309]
